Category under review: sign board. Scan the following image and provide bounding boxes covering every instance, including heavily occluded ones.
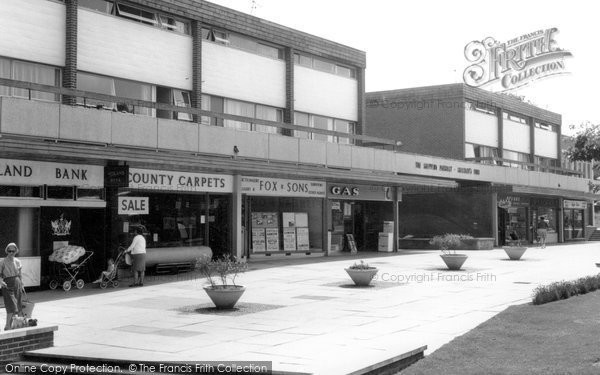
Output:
[327,183,393,201]
[346,234,357,254]
[251,229,266,252]
[283,228,296,251]
[564,200,587,210]
[296,227,310,251]
[241,176,326,198]
[118,197,149,215]
[105,165,129,187]
[265,228,280,252]
[129,168,233,193]
[0,158,104,187]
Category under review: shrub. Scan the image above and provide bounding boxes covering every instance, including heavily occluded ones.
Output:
[532,274,600,305]
[430,233,474,255]
[196,254,247,288]
[348,260,376,270]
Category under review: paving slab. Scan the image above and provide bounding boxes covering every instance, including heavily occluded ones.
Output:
[20,243,600,374]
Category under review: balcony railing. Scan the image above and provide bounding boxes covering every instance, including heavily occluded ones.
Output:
[0,78,399,149]
[465,156,593,179]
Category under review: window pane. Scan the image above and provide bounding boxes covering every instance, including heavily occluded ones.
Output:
[255,105,280,133]
[47,186,74,200]
[335,119,352,144]
[313,59,335,74]
[12,61,58,101]
[200,94,212,125]
[257,43,280,59]
[0,208,39,257]
[79,0,113,13]
[298,55,312,68]
[114,79,154,116]
[77,72,116,109]
[173,89,192,121]
[0,57,10,96]
[159,15,189,34]
[224,99,253,131]
[294,112,310,139]
[117,3,157,25]
[336,66,352,78]
[229,34,257,52]
[312,115,333,142]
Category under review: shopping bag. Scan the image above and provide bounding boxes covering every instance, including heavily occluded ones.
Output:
[21,300,35,318]
[125,252,132,266]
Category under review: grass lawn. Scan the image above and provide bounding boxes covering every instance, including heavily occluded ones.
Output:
[402,291,600,375]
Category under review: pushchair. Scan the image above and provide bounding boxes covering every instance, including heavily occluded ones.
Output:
[48,245,94,291]
[98,247,127,289]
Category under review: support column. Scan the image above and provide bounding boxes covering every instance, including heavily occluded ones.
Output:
[63,0,78,105]
[558,197,564,243]
[191,20,203,122]
[322,198,329,256]
[356,68,366,146]
[283,47,294,136]
[232,175,244,260]
[393,187,399,252]
[497,109,504,160]
[529,116,536,168]
[492,192,499,246]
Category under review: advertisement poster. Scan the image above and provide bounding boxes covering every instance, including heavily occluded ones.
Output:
[296,227,310,251]
[283,228,297,251]
[265,228,280,252]
[251,228,266,252]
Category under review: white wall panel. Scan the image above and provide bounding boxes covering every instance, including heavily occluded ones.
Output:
[534,129,558,158]
[503,119,530,153]
[465,110,498,147]
[202,42,285,108]
[294,66,358,121]
[0,0,65,66]
[78,10,192,89]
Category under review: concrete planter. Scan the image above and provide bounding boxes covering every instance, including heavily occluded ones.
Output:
[203,285,246,309]
[503,246,527,260]
[440,254,468,270]
[345,268,378,286]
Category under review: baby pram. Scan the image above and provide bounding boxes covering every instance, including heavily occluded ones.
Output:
[98,247,127,289]
[48,245,94,291]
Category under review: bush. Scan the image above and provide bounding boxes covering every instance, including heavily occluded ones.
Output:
[532,274,600,305]
[430,233,474,255]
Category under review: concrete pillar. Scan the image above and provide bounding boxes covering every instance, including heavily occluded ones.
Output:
[63,0,78,105]
[393,186,399,252]
[492,193,499,246]
[232,175,243,260]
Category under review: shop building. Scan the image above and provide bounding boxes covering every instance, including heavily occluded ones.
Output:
[366,84,596,245]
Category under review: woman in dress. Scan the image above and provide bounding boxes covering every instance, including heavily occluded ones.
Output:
[126,227,147,287]
[0,243,24,330]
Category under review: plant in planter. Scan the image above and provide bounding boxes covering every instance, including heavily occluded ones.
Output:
[503,239,528,260]
[345,260,378,286]
[430,233,473,270]
[196,254,248,309]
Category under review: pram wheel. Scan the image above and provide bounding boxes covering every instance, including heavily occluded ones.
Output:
[76,279,85,289]
[111,280,119,288]
[62,280,72,291]
[49,280,59,290]
[100,281,108,289]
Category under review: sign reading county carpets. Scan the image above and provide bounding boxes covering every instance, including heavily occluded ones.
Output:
[463,28,572,91]
[0,158,103,187]
[241,176,326,198]
[129,168,233,193]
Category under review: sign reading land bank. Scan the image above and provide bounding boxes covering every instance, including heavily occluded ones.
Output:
[129,168,233,193]
[241,176,326,198]
[0,158,103,187]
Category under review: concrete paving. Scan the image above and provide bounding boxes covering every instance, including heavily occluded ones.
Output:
[21,242,600,374]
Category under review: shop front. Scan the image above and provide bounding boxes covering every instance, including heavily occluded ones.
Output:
[240,176,326,256]
[497,195,530,245]
[327,183,395,253]
[563,199,587,241]
[530,197,559,245]
[0,158,105,287]
[110,167,233,262]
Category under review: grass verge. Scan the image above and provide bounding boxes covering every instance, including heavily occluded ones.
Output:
[402,291,600,375]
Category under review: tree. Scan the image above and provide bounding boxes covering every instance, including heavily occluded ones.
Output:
[566,122,600,193]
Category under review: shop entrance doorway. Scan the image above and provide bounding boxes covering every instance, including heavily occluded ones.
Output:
[331,200,393,252]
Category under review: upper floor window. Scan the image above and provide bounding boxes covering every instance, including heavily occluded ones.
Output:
[79,1,190,35]
[293,112,356,144]
[503,150,532,170]
[0,57,61,102]
[293,53,357,79]
[465,143,499,164]
[202,28,283,60]
[535,121,558,132]
[465,101,495,115]
[503,112,528,124]
[156,86,192,121]
[223,98,283,134]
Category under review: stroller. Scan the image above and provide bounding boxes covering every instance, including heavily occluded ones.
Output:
[48,246,94,291]
[97,247,127,289]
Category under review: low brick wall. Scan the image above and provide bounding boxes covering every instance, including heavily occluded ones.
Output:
[398,237,494,250]
[0,325,57,362]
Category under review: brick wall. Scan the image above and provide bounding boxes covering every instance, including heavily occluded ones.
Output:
[0,326,57,362]
[62,0,78,105]
[191,19,202,122]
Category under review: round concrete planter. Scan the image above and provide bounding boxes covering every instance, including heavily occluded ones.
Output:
[203,285,246,309]
[440,254,468,270]
[503,246,527,260]
[345,268,378,286]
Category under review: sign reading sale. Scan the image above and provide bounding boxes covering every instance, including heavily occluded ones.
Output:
[118,197,149,215]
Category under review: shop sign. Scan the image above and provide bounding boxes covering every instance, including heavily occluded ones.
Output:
[327,183,393,201]
[0,158,103,187]
[240,176,326,198]
[105,165,129,188]
[129,168,233,193]
[531,197,558,207]
[498,195,529,209]
[118,197,149,215]
[564,200,587,210]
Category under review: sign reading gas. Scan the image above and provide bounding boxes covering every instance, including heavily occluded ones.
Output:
[118,197,149,215]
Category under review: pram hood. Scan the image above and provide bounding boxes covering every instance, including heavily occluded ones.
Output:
[49,245,86,264]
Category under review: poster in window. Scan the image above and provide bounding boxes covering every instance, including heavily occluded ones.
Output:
[265,228,279,252]
[296,227,310,251]
[283,228,296,251]
[282,212,295,227]
[295,212,308,227]
[251,228,266,252]
[343,203,352,217]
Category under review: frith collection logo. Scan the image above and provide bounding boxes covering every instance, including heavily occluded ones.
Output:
[463,28,572,91]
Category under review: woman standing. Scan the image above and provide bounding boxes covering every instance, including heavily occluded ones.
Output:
[126,227,146,287]
[0,243,24,330]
